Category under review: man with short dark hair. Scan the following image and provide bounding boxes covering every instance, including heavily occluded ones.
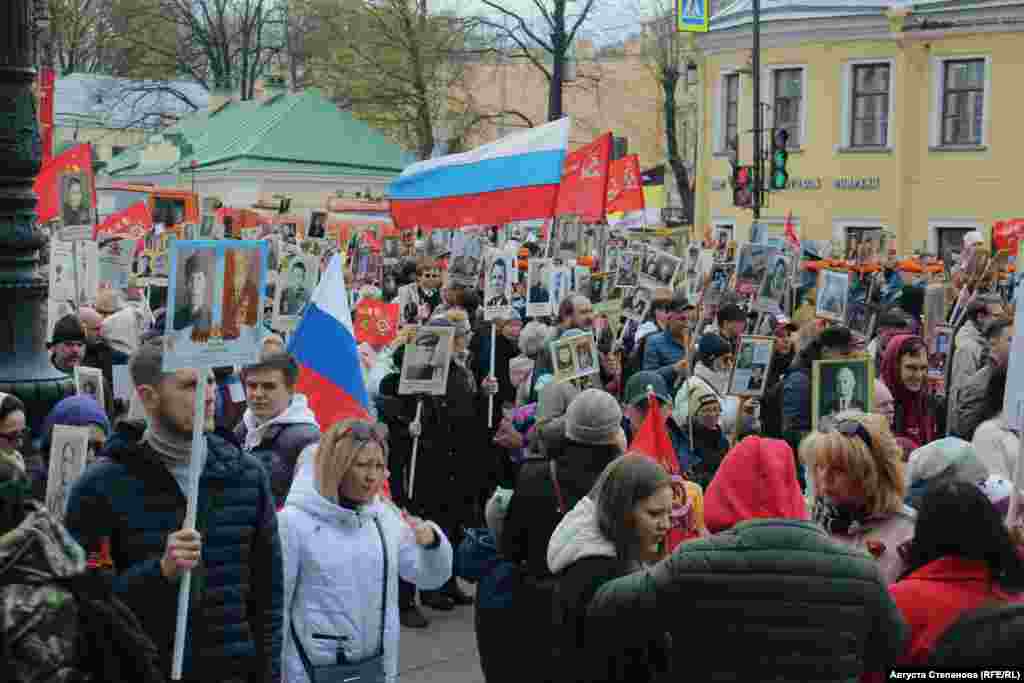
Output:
[236,352,321,508]
[642,290,692,386]
[716,303,747,354]
[65,339,283,683]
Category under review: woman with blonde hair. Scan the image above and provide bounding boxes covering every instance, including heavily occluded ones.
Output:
[799,411,916,584]
[280,419,453,683]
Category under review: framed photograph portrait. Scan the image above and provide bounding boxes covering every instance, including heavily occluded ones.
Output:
[163,240,268,372]
[640,247,683,289]
[46,424,91,519]
[727,336,775,397]
[845,302,877,340]
[705,264,732,305]
[549,331,600,384]
[621,285,653,322]
[615,250,642,289]
[558,216,581,260]
[755,253,791,313]
[930,324,953,379]
[713,226,734,263]
[449,229,485,286]
[573,265,592,299]
[527,258,554,317]
[60,170,94,229]
[74,365,105,407]
[399,325,455,396]
[549,265,571,310]
[484,248,515,321]
[816,269,850,323]
[273,252,320,331]
[736,243,779,296]
[812,355,875,431]
[427,229,451,257]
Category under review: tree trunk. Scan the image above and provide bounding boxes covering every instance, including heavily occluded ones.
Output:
[548,0,566,121]
[662,69,694,225]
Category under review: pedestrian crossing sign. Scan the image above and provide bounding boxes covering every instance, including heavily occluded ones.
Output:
[677,0,709,32]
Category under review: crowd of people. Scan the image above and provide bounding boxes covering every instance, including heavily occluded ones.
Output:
[2,230,1024,683]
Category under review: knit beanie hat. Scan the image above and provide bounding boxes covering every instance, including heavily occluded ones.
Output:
[39,395,111,451]
[688,381,720,419]
[565,388,622,445]
[49,314,86,347]
[623,370,671,407]
[697,333,731,363]
[518,321,551,358]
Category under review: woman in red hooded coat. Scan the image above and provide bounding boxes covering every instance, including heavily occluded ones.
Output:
[880,334,936,453]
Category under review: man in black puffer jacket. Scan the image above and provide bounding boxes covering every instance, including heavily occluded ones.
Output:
[65,339,283,683]
[586,436,906,682]
[235,352,321,509]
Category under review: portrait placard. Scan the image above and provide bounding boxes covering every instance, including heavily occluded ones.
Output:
[448,229,485,287]
[549,331,600,384]
[614,250,642,289]
[483,248,516,321]
[573,265,593,299]
[621,285,653,322]
[755,253,791,314]
[816,269,850,323]
[641,246,683,289]
[736,243,778,296]
[98,238,134,290]
[846,302,877,341]
[930,324,953,380]
[273,252,320,331]
[812,355,875,432]
[527,258,554,317]
[162,240,268,372]
[549,265,572,310]
[73,365,105,408]
[426,229,452,258]
[399,325,455,396]
[727,336,775,397]
[46,425,90,519]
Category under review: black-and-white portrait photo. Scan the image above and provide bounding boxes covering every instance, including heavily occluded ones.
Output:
[74,365,105,409]
[622,285,653,321]
[484,249,515,320]
[615,250,642,288]
[172,248,216,338]
[449,230,484,285]
[527,258,553,317]
[60,172,93,227]
[641,247,682,288]
[46,425,90,520]
[816,269,850,323]
[399,325,455,396]
[813,357,874,430]
[308,211,327,239]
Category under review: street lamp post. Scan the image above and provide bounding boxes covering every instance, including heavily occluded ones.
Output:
[0,0,75,433]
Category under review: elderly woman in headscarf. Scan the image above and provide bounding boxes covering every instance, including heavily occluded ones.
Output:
[880,334,937,453]
[27,395,111,501]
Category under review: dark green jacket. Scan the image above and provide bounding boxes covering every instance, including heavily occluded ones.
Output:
[587,519,907,682]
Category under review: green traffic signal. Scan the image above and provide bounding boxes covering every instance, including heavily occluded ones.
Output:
[770,129,789,191]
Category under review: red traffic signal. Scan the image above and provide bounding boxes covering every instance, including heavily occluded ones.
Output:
[732,165,754,208]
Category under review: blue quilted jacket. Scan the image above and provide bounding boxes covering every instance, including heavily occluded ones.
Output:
[65,421,283,682]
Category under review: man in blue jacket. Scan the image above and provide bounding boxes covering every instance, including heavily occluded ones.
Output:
[65,339,283,683]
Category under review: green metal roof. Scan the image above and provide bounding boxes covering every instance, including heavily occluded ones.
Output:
[106,88,413,178]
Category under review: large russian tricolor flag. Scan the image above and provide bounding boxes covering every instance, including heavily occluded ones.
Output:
[287,254,370,428]
[388,117,571,230]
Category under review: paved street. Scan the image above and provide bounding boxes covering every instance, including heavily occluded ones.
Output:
[398,581,484,683]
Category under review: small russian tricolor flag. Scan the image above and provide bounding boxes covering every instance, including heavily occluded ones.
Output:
[287,254,370,429]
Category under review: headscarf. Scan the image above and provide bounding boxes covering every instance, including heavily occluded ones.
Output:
[880,333,934,449]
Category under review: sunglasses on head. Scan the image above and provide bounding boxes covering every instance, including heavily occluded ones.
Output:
[341,421,389,446]
[823,419,874,452]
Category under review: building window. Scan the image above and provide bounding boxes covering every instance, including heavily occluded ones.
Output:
[941,59,984,145]
[851,64,889,147]
[724,73,739,153]
[773,68,803,148]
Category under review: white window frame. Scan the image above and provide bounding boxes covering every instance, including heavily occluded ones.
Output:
[711,219,736,241]
[714,68,743,155]
[763,64,808,149]
[831,219,887,255]
[929,55,992,149]
[928,218,982,259]
[838,58,896,151]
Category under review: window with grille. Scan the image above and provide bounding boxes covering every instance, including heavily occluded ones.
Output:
[851,64,889,147]
[724,74,739,152]
[941,59,984,145]
[773,68,802,148]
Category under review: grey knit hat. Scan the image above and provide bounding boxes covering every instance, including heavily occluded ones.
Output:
[565,388,623,445]
[519,321,553,358]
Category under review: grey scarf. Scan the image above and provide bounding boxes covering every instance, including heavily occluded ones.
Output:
[143,421,193,465]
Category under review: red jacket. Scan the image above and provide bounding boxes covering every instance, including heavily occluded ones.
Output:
[889,556,1024,664]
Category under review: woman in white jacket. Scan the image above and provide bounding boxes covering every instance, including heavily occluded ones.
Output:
[280,419,454,683]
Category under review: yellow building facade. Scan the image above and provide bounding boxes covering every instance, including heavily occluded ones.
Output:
[695,0,1024,262]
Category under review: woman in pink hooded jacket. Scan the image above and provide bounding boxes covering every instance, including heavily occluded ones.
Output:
[879,334,936,452]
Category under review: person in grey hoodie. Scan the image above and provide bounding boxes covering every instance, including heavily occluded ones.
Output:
[236,352,321,508]
[279,419,453,683]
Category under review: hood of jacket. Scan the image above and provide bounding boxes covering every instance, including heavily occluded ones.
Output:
[705,436,809,533]
[694,361,729,396]
[881,334,935,446]
[547,495,616,575]
[100,307,140,355]
[241,393,319,452]
[284,448,387,527]
[0,501,86,586]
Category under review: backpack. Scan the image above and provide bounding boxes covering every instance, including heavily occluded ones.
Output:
[59,571,166,683]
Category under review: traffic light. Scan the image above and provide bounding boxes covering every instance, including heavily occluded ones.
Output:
[769,128,790,191]
[732,165,754,208]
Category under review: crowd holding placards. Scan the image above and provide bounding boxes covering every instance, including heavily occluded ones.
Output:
[3,217,1024,683]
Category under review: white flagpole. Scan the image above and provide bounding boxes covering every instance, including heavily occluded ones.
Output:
[171,367,210,681]
[407,399,424,500]
[488,324,497,428]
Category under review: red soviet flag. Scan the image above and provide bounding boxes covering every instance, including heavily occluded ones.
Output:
[353,298,399,348]
[95,200,153,241]
[554,132,612,222]
[605,154,644,215]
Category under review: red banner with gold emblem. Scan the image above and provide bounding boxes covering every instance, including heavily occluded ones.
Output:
[554,132,612,222]
[95,200,153,241]
[353,298,399,348]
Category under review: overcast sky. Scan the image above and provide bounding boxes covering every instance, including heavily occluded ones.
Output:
[444,0,652,44]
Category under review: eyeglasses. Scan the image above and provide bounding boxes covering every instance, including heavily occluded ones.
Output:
[825,419,874,452]
[0,429,28,444]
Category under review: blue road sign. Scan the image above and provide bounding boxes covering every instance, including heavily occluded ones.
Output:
[677,0,709,33]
